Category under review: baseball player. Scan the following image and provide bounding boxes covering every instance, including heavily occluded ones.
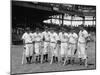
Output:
[59,28,69,64]
[42,27,50,62]
[63,29,69,65]
[77,25,89,67]
[54,30,60,63]
[49,29,58,64]
[31,30,36,63]
[39,30,44,63]
[33,28,43,63]
[68,28,78,65]
[22,28,33,64]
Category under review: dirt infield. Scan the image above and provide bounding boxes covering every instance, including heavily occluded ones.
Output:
[11,41,96,74]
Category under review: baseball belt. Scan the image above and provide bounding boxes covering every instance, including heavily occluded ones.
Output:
[25,43,33,44]
[61,42,68,43]
[78,41,86,44]
[44,41,50,42]
[69,43,76,45]
[50,42,56,43]
[35,41,41,43]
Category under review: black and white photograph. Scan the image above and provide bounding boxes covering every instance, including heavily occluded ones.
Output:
[11,0,96,74]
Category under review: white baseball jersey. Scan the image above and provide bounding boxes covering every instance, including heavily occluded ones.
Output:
[22,32,33,57]
[77,30,88,59]
[59,32,66,42]
[69,33,78,44]
[29,32,34,42]
[64,32,69,42]
[22,32,33,43]
[42,31,50,41]
[78,30,88,43]
[33,32,43,42]
[56,33,60,41]
[49,32,57,42]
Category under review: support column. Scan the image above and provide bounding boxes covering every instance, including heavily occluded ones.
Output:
[92,16,94,26]
[71,15,74,26]
[25,16,27,29]
[61,14,64,26]
[50,16,52,24]
[83,16,85,25]
[59,15,61,26]
[94,17,96,26]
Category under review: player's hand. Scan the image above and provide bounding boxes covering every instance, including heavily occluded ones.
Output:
[32,41,35,44]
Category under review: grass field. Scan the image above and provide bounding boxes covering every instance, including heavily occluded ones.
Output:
[11,40,96,74]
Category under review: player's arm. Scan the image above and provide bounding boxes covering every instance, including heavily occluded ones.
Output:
[41,33,44,42]
[75,33,78,42]
[21,34,25,45]
[84,31,89,43]
[32,34,35,44]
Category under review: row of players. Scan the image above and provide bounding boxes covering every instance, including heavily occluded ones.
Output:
[22,25,90,67]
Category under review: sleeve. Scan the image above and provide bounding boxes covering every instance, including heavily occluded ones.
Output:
[42,33,44,40]
[49,33,51,39]
[79,31,81,37]
[66,33,69,38]
[22,33,26,44]
[40,33,43,40]
[33,33,36,41]
[31,33,35,41]
[68,33,71,38]
[56,34,59,41]
[74,33,78,39]
[59,33,63,40]
[22,33,25,40]
[42,32,44,36]
[83,30,88,38]
[54,33,57,39]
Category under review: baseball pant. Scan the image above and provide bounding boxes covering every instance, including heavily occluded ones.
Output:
[35,42,40,56]
[25,44,33,57]
[60,43,68,57]
[68,43,77,58]
[43,42,49,54]
[77,42,87,59]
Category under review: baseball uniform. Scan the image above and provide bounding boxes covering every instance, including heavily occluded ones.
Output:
[42,31,50,54]
[59,32,69,57]
[78,30,88,59]
[22,32,33,57]
[34,32,42,56]
[68,32,78,57]
[49,32,57,57]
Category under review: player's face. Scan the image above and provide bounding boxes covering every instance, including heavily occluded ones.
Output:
[51,30,54,33]
[79,26,83,30]
[45,29,48,32]
[62,30,64,33]
[32,31,34,33]
[26,30,30,33]
[65,30,67,33]
[36,30,39,33]
[72,30,74,33]
[30,30,32,33]
[57,30,59,33]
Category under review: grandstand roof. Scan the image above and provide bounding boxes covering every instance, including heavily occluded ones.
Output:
[12,1,96,26]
